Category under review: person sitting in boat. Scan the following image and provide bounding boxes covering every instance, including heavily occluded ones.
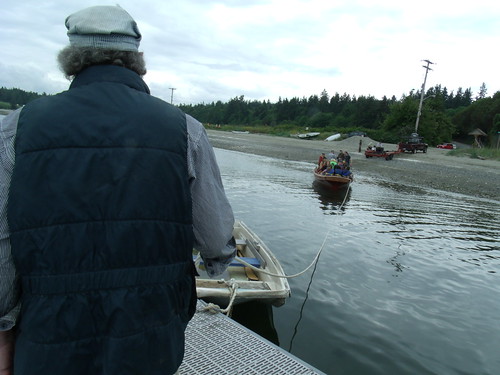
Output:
[316,157,329,173]
[337,166,353,179]
[344,151,351,166]
[337,150,345,162]
[341,167,352,177]
[325,165,352,178]
[322,165,334,175]
[318,152,326,166]
[330,158,338,168]
[327,150,336,160]
[332,164,343,175]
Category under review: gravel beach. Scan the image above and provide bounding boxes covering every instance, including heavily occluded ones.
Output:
[207,130,500,201]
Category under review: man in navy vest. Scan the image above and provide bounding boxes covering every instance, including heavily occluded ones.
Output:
[0,5,236,375]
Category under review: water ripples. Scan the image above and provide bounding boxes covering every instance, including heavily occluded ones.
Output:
[215,148,500,375]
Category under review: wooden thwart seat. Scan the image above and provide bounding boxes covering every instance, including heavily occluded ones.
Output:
[193,255,261,268]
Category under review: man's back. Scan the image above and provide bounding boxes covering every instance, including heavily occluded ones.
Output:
[0,6,236,374]
[8,65,196,375]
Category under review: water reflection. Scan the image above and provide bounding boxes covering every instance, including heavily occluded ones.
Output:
[312,180,351,213]
[231,302,280,346]
[288,250,321,353]
[387,248,408,276]
[213,148,500,375]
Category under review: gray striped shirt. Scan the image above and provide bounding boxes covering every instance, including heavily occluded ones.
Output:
[0,109,235,330]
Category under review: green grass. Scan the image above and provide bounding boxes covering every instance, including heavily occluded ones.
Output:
[0,101,11,110]
[206,124,337,139]
[448,147,500,161]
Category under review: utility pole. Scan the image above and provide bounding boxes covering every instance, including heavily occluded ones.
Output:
[414,59,434,134]
[169,87,176,104]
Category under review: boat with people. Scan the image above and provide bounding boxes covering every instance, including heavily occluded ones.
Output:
[314,151,353,190]
[194,220,290,308]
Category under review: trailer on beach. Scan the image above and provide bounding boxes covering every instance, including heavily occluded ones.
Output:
[364,148,401,160]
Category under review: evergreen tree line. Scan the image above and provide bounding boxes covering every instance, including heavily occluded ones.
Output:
[1,84,499,146]
[0,87,47,109]
[178,84,500,146]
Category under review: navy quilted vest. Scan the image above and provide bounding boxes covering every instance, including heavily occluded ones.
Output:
[8,65,196,375]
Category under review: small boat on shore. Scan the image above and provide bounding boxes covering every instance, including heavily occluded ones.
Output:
[195,220,290,307]
[291,132,321,139]
[325,133,341,141]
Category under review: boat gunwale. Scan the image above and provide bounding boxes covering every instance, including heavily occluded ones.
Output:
[313,170,351,184]
[195,220,290,305]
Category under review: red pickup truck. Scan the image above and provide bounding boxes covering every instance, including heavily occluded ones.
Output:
[398,133,428,153]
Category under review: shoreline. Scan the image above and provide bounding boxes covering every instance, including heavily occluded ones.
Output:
[207,130,500,201]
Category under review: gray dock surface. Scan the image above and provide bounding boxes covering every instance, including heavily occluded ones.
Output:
[179,300,326,374]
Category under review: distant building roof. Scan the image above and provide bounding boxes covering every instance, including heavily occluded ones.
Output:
[468,128,487,136]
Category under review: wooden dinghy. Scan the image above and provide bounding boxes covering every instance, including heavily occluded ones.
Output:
[194,220,290,307]
[314,169,352,190]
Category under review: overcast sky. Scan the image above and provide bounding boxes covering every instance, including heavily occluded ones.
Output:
[1,0,499,105]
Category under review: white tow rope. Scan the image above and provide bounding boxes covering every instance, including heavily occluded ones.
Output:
[198,185,351,316]
[234,184,350,279]
[197,279,239,316]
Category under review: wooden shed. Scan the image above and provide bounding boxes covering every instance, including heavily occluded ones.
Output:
[468,128,487,148]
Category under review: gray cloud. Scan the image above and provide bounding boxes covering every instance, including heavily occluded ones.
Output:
[1,0,498,104]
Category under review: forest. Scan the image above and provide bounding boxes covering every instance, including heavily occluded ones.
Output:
[2,84,499,147]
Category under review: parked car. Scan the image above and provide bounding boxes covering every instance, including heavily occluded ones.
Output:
[437,143,456,149]
[347,131,366,138]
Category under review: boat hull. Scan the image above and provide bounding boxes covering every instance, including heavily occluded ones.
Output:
[195,221,290,307]
[313,170,352,191]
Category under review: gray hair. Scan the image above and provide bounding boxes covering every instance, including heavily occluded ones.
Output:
[57,46,147,79]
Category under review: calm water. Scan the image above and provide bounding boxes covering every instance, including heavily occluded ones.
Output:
[214,148,500,375]
[2,111,498,374]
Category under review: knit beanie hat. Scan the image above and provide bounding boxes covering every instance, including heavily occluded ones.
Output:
[65,5,141,52]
